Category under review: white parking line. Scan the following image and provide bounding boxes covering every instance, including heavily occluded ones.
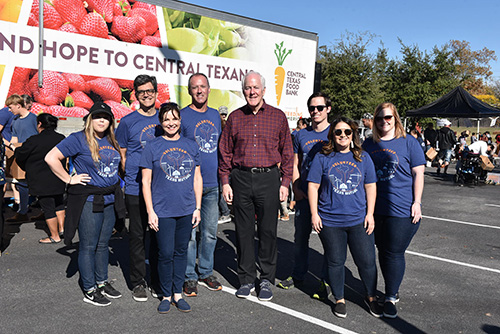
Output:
[406,250,500,274]
[422,215,500,230]
[221,286,359,334]
[485,204,500,208]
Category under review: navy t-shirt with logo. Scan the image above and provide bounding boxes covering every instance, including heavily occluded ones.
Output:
[180,106,221,188]
[293,125,329,194]
[307,151,377,227]
[140,136,200,218]
[57,131,121,204]
[362,136,426,217]
[115,110,162,195]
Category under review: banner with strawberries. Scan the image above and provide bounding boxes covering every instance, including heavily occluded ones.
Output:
[0,0,316,125]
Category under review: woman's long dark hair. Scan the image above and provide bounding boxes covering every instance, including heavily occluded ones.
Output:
[321,117,363,162]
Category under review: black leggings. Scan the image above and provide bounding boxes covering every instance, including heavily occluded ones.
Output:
[38,195,65,219]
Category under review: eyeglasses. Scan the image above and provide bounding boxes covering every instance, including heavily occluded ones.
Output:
[375,115,393,122]
[308,105,327,112]
[334,129,352,136]
[136,89,156,96]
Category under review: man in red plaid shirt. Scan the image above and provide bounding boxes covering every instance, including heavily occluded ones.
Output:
[219,71,293,301]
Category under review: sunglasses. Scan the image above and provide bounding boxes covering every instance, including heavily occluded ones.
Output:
[308,105,327,112]
[136,89,157,96]
[375,115,393,122]
[334,129,353,136]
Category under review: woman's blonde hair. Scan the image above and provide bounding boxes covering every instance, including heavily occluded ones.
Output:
[84,114,120,162]
[372,102,406,142]
[321,117,363,162]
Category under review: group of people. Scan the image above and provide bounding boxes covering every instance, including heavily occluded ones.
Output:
[2,70,426,320]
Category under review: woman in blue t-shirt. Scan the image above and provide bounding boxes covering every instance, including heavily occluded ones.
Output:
[46,102,125,307]
[140,103,202,314]
[362,103,426,319]
[307,117,380,319]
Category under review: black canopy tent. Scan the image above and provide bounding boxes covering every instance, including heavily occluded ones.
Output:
[406,86,500,133]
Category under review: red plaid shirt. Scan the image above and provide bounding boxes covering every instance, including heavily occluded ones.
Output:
[218,101,293,187]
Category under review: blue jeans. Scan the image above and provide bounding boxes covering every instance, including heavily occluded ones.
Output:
[157,215,192,297]
[374,215,420,301]
[219,182,230,216]
[78,201,115,291]
[185,186,219,281]
[319,222,377,300]
[16,182,29,215]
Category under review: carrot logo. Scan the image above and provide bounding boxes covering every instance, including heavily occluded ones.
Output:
[274,41,292,106]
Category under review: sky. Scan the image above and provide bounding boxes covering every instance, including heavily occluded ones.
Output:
[184,0,500,82]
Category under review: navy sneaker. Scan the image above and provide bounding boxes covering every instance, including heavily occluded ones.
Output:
[258,279,273,301]
[365,298,383,318]
[334,302,347,318]
[98,282,122,299]
[235,283,255,298]
[172,298,191,312]
[157,299,171,314]
[383,301,398,318]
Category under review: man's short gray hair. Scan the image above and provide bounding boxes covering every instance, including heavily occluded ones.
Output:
[242,70,266,90]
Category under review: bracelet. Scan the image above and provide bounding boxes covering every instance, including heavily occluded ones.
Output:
[194,208,201,211]
[67,176,72,185]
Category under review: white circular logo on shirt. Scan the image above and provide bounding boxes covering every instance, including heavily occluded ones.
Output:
[370,149,399,182]
[194,120,218,154]
[96,146,120,178]
[328,161,362,195]
[160,147,195,182]
[139,124,159,149]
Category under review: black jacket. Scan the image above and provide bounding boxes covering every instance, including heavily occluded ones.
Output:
[437,127,457,150]
[15,129,66,196]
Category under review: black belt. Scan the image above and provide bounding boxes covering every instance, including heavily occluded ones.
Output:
[237,165,277,174]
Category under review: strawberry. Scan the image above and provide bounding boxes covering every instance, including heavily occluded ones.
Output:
[29,71,69,106]
[114,78,134,90]
[129,100,139,110]
[104,100,132,119]
[113,0,131,17]
[157,83,170,104]
[30,103,49,115]
[131,1,156,15]
[153,29,160,38]
[141,36,161,47]
[111,15,146,43]
[78,12,109,39]
[58,22,79,33]
[70,91,94,109]
[28,13,38,26]
[52,0,87,27]
[85,0,114,23]
[49,105,89,118]
[108,35,118,41]
[128,8,157,35]
[7,67,32,97]
[81,75,99,82]
[31,0,63,30]
[62,73,89,93]
[87,77,122,102]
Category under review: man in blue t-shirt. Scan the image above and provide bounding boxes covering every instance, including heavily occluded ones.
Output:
[180,73,222,297]
[5,94,37,222]
[277,92,331,298]
[115,75,163,302]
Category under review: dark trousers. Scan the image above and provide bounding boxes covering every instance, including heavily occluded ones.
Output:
[0,188,4,250]
[126,194,159,288]
[231,167,280,285]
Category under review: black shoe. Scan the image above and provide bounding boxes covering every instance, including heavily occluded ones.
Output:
[383,301,398,318]
[183,280,198,297]
[132,284,148,302]
[365,298,383,318]
[98,282,122,299]
[334,302,347,318]
[83,289,111,306]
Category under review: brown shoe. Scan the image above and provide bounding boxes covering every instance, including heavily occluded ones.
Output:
[30,212,46,221]
[6,213,29,222]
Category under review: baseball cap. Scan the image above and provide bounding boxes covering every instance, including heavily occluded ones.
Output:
[362,113,373,120]
[84,102,114,121]
[218,106,228,115]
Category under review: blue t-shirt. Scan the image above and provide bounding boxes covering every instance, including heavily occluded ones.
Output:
[0,107,14,141]
[293,125,329,193]
[115,110,162,195]
[12,112,37,143]
[57,131,121,204]
[180,106,221,188]
[307,151,377,227]
[140,136,200,218]
[362,136,426,217]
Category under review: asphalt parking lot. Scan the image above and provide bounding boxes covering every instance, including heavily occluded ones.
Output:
[1,165,499,334]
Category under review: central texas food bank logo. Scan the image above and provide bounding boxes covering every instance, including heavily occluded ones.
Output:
[96,146,120,178]
[140,124,160,148]
[370,148,399,181]
[328,161,362,195]
[160,148,195,182]
[194,120,218,153]
[274,41,292,106]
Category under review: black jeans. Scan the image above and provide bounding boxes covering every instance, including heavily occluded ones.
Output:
[126,194,159,288]
[231,167,281,285]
